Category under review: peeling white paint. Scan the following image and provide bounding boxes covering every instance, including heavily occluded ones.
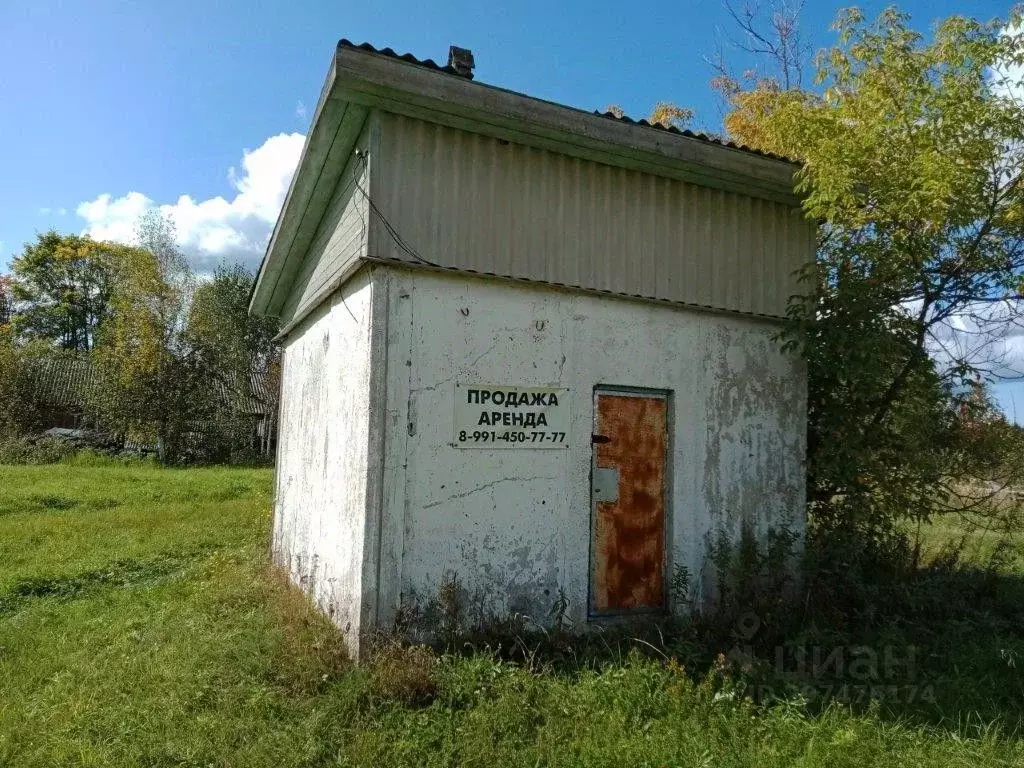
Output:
[374,266,806,629]
[273,265,807,646]
[272,268,377,656]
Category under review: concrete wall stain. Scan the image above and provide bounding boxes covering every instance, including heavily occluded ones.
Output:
[376,267,806,630]
[272,269,377,657]
[272,264,806,645]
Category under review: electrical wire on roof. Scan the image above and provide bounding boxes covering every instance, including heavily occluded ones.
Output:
[351,150,443,269]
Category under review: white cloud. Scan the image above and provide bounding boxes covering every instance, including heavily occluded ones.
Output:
[936,312,1023,380]
[77,192,150,243]
[295,101,308,121]
[76,132,305,272]
[931,25,1024,396]
[901,298,1024,387]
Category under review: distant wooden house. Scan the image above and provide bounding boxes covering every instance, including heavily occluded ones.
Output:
[191,367,280,456]
[27,355,278,456]
[29,356,96,430]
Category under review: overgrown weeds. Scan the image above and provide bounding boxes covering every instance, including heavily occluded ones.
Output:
[0,435,159,466]
[364,636,440,706]
[263,565,351,695]
[0,436,78,464]
[392,519,1024,735]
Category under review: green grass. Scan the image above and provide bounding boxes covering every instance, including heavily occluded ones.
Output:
[1,465,1023,766]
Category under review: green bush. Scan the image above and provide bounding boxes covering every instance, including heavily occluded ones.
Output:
[0,437,76,465]
[0,437,161,467]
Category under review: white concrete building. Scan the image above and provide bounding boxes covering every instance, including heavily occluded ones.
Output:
[250,42,815,655]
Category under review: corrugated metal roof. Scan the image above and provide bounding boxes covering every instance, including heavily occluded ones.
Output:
[251,37,809,320]
[591,110,794,163]
[30,356,96,409]
[336,39,795,164]
[27,356,276,416]
[339,39,469,78]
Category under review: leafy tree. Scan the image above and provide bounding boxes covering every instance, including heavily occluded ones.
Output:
[716,8,1024,530]
[9,232,123,351]
[0,327,48,437]
[0,275,12,327]
[90,213,200,461]
[648,102,695,129]
[186,264,278,387]
[184,263,280,459]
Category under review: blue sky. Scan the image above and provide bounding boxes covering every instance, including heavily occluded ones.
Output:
[1,0,1021,415]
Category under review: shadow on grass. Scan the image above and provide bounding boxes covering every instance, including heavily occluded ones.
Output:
[447,563,1024,737]
[0,546,219,615]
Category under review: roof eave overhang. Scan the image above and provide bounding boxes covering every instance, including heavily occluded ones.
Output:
[250,44,802,317]
[250,51,342,317]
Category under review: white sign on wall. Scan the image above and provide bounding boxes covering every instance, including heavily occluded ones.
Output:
[453,383,570,449]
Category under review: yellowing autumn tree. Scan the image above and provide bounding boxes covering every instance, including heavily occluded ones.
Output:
[719,8,1024,531]
[90,212,200,461]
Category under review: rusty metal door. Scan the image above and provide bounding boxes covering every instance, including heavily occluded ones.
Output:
[590,388,669,616]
